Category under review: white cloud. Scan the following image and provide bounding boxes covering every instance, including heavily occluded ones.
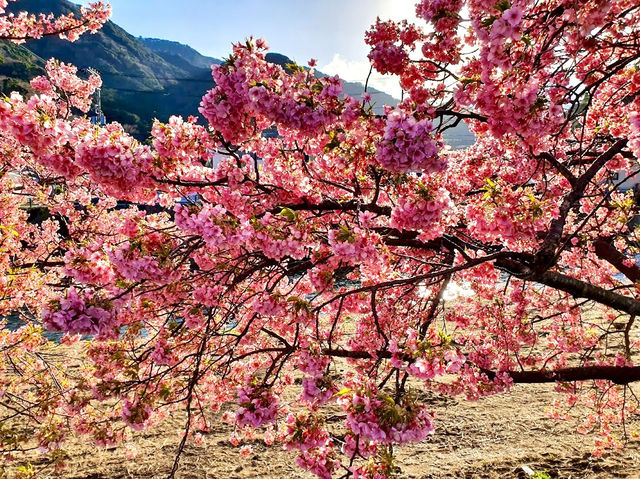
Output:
[320,53,403,100]
[377,0,419,22]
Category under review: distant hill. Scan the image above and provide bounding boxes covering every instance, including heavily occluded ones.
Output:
[140,38,222,70]
[0,0,474,147]
[0,41,45,96]
[4,0,215,137]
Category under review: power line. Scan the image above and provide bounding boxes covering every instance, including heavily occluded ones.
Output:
[86,67,106,126]
[82,69,397,92]
[103,87,204,96]
[77,67,214,83]
[75,68,395,98]
[99,71,214,83]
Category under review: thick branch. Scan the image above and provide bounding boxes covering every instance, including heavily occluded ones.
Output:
[537,270,640,316]
[383,236,443,250]
[492,366,640,385]
[496,256,640,316]
[278,200,392,216]
[594,236,640,283]
[434,108,488,123]
[153,177,228,188]
[535,139,628,271]
[322,349,640,384]
[537,151,576,186]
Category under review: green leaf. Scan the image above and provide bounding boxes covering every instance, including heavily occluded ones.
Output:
[159,384,172,400]
[334,387,352,397]
[481,15,497,28]
[287,296,311,313]
[481,177,500,199]
[336,224,355,243]
[494,0,510,12]
[285,61,304,73]
[278,207,299,222]
[459,76,483,85]
[379,394,395,405]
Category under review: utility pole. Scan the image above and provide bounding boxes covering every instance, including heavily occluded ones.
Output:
[87,67,106,126]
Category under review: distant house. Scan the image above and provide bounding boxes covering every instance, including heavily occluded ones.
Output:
[614,168,640,192]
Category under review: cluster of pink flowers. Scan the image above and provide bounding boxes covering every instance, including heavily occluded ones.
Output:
[251,293,286,317]
[151,115,212,167]
[328,226,378,264]
[630,111,640,160]
[30,59,102,113]
[64,245,115,286]
[338,386,434,444]
[246,77,356,137]
[0,1,110,43]
[407,349,466,380]
[121,395,153,431]
[235,384,279,428]
[284,411,339,478]
[470,5,524,70]
[175,203,250,248]
[296,448,341,479]
[74,123,157,201]
[571,1,614,38]
[284,412,331,451]
[199,60,254,143]
[365,19,421,75]
[297,351,335,404]
[416,0,463,26]
[376,108,444,173]
[199,40,359,145]
[349,456,397,479]
[192,284,225,308]
[301,377,335,405]
[250,212,308,260]
[456,80,565,150]
[150,332,178,366]
[307,265,334,292]
[414,1,463,65]
[199,154,258,215]
[449,7,567,148]
[465,182,554,250]
[0,92,63,156]
[253,230,307,260]
[42,288,117,338]
[390,187,454,239]
[340,433,377,460]
[109,244,174,284]
[368,43,409,76]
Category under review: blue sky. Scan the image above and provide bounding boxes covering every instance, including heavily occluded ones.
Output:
[79,0,419,97]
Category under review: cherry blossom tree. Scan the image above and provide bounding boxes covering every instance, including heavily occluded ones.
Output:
[2,0,640,477]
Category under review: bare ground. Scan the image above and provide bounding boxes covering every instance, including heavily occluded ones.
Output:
[11,382,640,479]
[7,305,640,479]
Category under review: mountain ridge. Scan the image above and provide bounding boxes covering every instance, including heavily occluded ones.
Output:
[0,0,473,147]
[3,0,216,136]
[139,37,222,71]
